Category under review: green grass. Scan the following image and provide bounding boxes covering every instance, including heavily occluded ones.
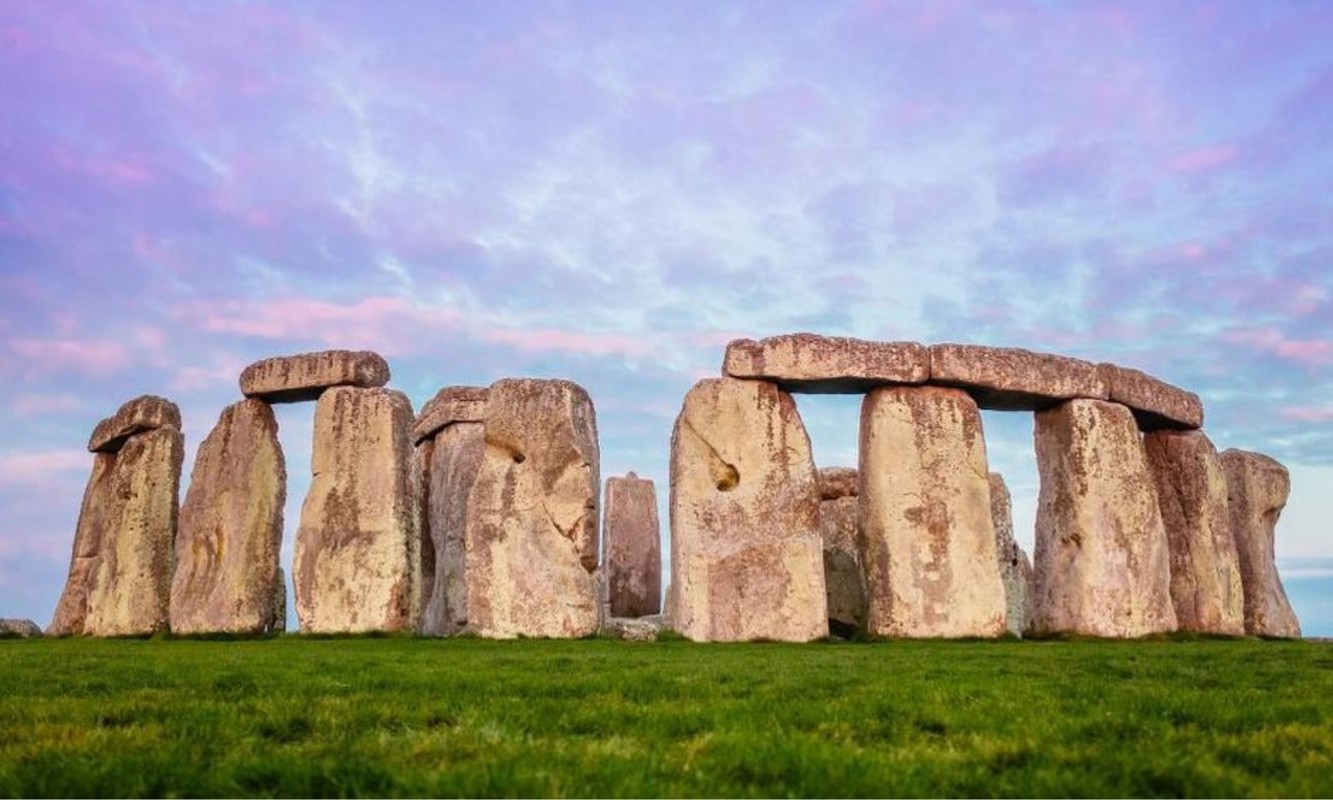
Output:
[1,637,1331,798]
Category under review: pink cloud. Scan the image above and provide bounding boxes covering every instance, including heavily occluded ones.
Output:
[9,337,132,376]
[10,393,86,418]
[479,328,654,359]
[0,450,88,486]
[1223,327,1333,366]
[1280,406,1333,423]
[1169,145,1239,173]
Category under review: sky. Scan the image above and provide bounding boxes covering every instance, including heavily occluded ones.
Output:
[1,1,1330,634]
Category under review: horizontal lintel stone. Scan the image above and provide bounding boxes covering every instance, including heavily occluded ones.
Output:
[928,344,1108,411]
[1098,363,1203,430]
[88,395,181,453]
[723,333,929,393]
[239,350,390,403]
[412,386,488,444]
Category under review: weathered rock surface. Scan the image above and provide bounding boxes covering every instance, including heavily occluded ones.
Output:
[1221,449,1301,638]
[413,386,488,445]
[1099,363,1204,431]
[817,467,866,636]
[294,387,418,633]
[724,333,929,393]
[170,399,286,635]
[465,379,601,638]
[0,619,42,637]
[859,387,1007,638]
[270,567,287,633]
[1029,399,1177,637]
[604,616,662,641]
[240,350,390,403]
[603,472,662,618]
[929,344,1108,411]
[88,395,182,453]
[49,452,116,636]
[419,419,485,635]
[988,473,1033,637]
[1144,431,1244,635]
[670,377,827,642]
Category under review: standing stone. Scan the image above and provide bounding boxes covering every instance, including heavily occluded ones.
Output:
[1221,449,1301,638]
[989,472,1033,637]
[465,379,601,638]
[170,399,286,635]
[1029,399,1177,637]
[859,386,1006,638]
[49,452,117,636]
[1144,431,1244,635]
[603,473,662,618]
[419,419,486,635]
[818,467,867,637]
[294,387,418,633]
[670,377,826,642]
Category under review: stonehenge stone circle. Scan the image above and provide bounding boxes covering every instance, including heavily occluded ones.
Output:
[465,379,601,639]
[669,377,827,642]
[1029,399,1177,637]
[603,472,662,618]
[725,333,929,393]
[295,386,419,633]
[170,399,286,635]
[1221,449,1301,638]
[817,467,867,636]
[859,386,1007,638]
[989,472,1033,637]
[240,349,390,403]
[1144,430,1244,635]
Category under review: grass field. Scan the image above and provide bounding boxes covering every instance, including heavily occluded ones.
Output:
[1,636,1331,798]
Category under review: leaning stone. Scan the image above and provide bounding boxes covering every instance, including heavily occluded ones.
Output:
[818,467,867,636]
[604,616,662,641]
[724,333,929,393]
[0,619,42,638]
[419,419,485,636]
[1221,449,1301,638]
[670,377,827,642]
[1144,431,1244,635]
[88,395,181,453]
[860,386,1007,638]
[412,386,488,445]
[465,379,601,639]
[929,344,1108,411]
[294,387,418,633]
[603,472,662,618]
[239,349,390,403]
[989,473,1033,637]
[1029,399,1177,637]
[1099,363,1203,431]
[170,399,286,635]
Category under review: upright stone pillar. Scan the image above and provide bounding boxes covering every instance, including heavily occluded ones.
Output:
[603,472,662,618]
[464,379,601,638]
[1030,399,1177,637]
[295,387,418,633]
[989,472,1033,637]
[669,377,826,642]
[1144,431,1244,635]
[817,467,867,637]
[859,386,1006,638]
[1221,449,1301,638]
[171,399,286,635]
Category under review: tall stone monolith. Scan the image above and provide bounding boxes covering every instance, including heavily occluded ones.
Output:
[464,379,601,638]
[989,472,1033,637]
[420,419,486,635]
[1220,449,1301,638]
[294,386,418,633]
[670,377,826,642]
[603,472,662,618]
[817,467,866,637]
[1144,430,1244,635]
[170,399,286,635]
[859,386,1007,638]
[1029,399,1177,637]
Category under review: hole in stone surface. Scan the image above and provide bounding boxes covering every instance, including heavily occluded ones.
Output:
[512,452,526,464]
[715,464,739,492]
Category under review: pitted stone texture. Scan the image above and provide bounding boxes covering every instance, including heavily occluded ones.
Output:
[724,333,929,394]
[1144,431,1244,635]
[240,350,390,403]
[859,387,1007,638]
[603,473,662,618]
[1221,449,1301,638]
[605,616,662,641]
[88,395,181,453]
[465,379,601,639]
[295,387,418,633]
[0,619,42,637]
[71,427,183,636]
[929,344,1108,411]
[413,386,488,445]
[989,473,1033,637]
[419,421,485,635]
[170,399,286,635]
[1099,363,1204,431]
[1029,399,1177,637]
[670,377,827,642]
[818,468,867,636]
